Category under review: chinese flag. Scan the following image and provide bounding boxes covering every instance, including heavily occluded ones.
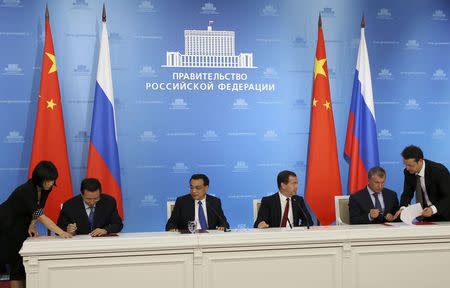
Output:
[305,15,342,225]
[28,7,73,222]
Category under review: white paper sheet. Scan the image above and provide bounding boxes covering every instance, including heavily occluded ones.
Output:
[400,203,423,225]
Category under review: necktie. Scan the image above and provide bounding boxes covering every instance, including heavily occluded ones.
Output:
[198,201,208,230]
[373,193,383,214]
[88,207,95,230]
[416,175,425,208]
[280,198,290,227]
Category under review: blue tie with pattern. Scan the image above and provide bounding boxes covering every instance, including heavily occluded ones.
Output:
[198,201,208,230]
[373,193,383,215]
[88,207,95,230]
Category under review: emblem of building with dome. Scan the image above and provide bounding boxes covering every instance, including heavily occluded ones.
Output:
[163,21,256,69]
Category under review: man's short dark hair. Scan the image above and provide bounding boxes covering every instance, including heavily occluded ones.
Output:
[190,174,209,186]
[31,160,58,187]
[368,166,386,179]
[80,178,102,194]
[401,145,424,162]
[277,170,297,189]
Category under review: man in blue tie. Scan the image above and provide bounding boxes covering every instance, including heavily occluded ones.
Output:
[166,174,229,232]
[349,167,399,224]
[57,178,123,236]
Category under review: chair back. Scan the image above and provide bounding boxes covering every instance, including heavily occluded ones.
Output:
[253,199,262,222]
[167,201,176,220]
[335,195,350,225]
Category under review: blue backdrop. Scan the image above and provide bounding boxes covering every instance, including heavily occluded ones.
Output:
[0,0,449,231]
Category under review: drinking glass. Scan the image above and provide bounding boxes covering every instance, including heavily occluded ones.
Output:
[187,221,197,233]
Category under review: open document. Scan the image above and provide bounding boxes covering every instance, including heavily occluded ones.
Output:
[400,203,423,225]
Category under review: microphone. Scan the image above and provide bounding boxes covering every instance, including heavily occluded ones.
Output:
[292,196,311,229]
[286,217,293,229]
[207,202,231,232]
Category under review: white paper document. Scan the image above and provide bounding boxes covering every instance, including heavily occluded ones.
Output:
[400,203,423,225]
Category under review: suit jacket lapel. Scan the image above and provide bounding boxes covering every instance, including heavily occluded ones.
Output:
[93,197,104,226]
[78,197,90,231]
[188,197,195,223]
[274,193,282,226]
[205,195,214,228]
[291,196,300,226]
[424,161,432,197]
[363,188,375,211]
[382,190,391,212]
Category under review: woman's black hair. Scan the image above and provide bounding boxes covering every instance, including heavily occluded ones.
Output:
[31,160,58,187]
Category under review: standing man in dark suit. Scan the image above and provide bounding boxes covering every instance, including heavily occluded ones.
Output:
[254,170,313,228]
[394,145,450,221]
[166,174,229,231]
[57,178,123,236]
[349,167,399,224]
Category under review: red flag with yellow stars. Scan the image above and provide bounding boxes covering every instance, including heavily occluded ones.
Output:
[28,6,73,222]
[305,15,342,225]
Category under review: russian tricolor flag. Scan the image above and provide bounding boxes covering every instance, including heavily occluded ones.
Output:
[87,5,123,218]
[344,18,379,194]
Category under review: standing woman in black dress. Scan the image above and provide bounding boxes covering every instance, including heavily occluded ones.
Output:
[0,160,72,288]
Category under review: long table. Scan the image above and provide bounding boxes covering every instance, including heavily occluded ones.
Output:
[21,223,450,288]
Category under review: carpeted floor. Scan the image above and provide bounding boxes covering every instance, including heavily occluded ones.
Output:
[0,281,10,288]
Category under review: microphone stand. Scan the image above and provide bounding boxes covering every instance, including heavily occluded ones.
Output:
[286,217,293,229]
[293,196,311,229]
[208,204,231,232]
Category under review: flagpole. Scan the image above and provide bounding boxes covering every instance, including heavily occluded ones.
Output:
[305,14,342,225]
[102,2,106,22]
[87,3,124,218]
[29,5,74,222]
[344,14,379,194]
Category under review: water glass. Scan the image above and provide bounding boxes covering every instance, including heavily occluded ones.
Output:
[187,221,197,233]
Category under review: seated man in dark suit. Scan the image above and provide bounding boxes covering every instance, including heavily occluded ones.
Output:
[57,178,123,236]
[254,170,313,228]
[349,166,399,224]
[166,174,229,231]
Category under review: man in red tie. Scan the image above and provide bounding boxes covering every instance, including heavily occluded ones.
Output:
[254,170,313,228]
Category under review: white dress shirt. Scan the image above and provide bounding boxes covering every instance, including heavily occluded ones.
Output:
[83,202,96,217]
